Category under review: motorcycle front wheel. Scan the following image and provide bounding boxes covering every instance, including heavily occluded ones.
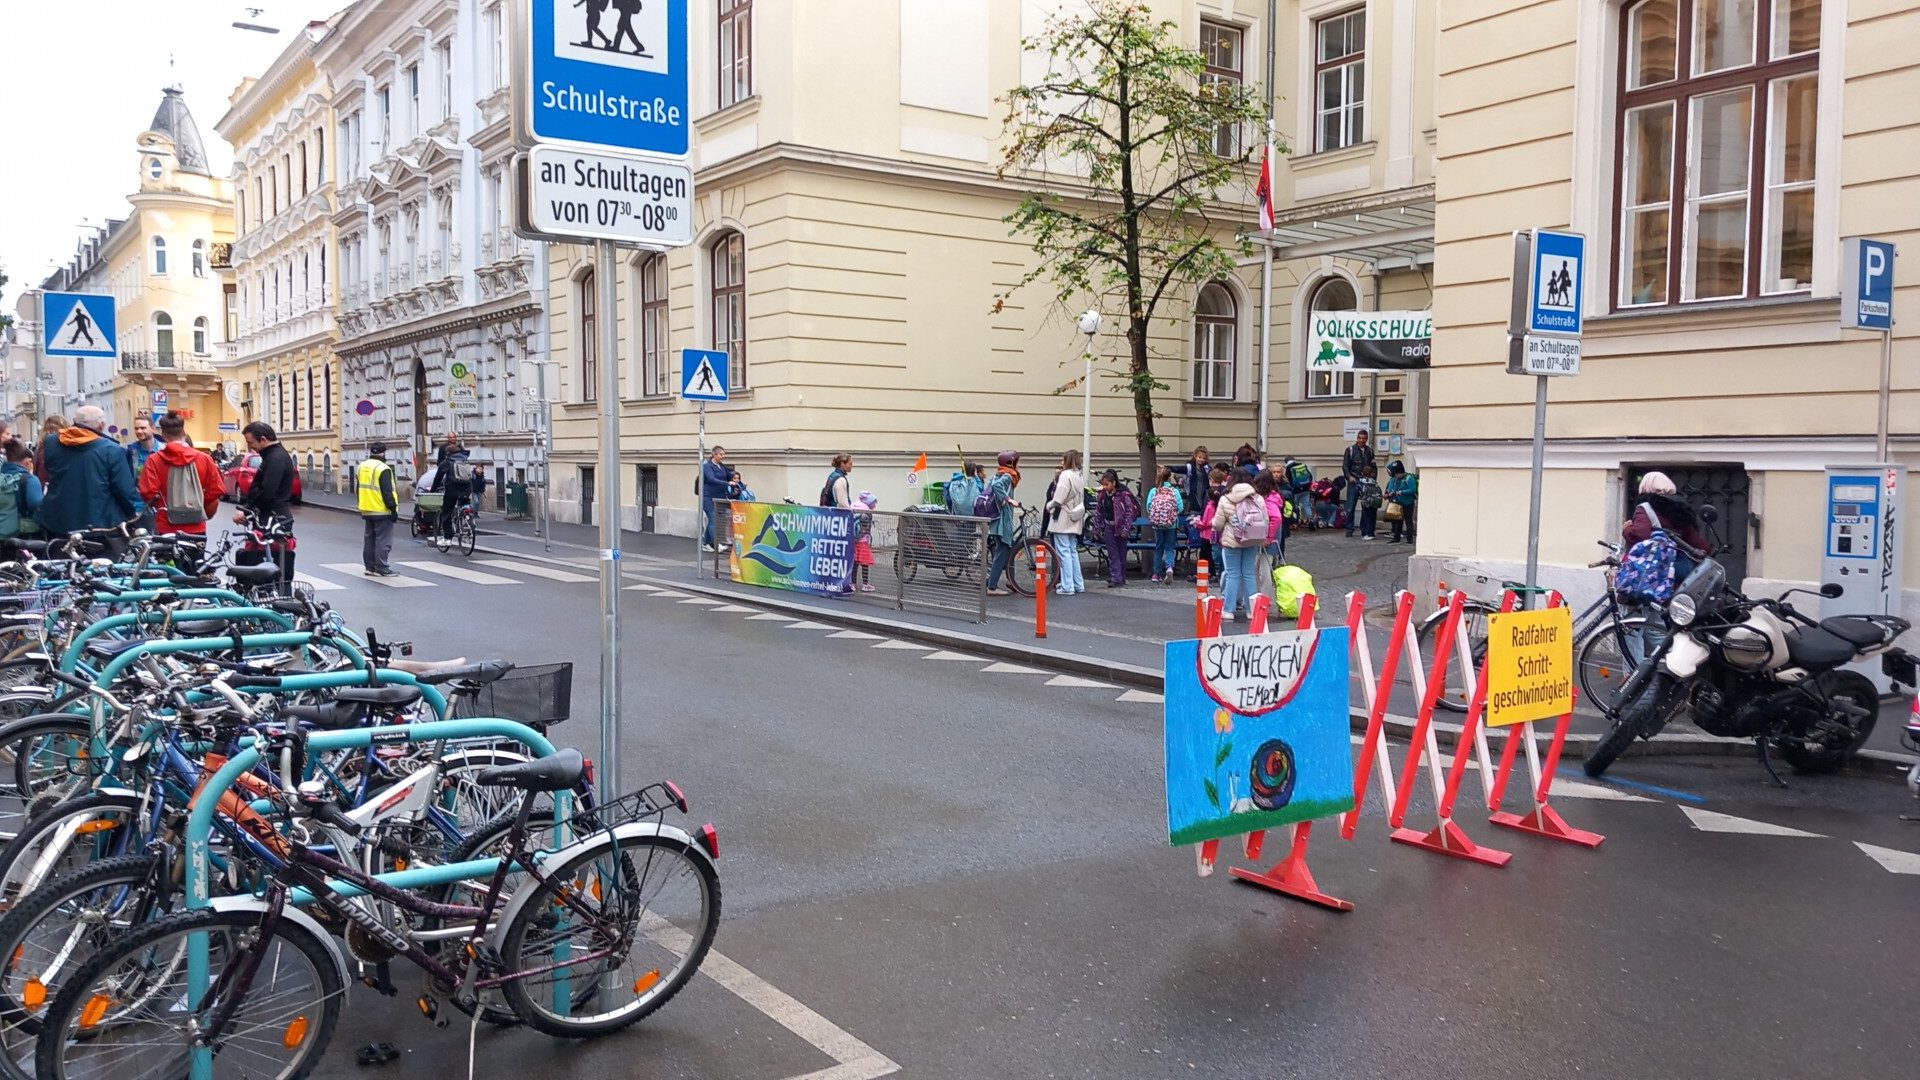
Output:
[1584,671,1678,777]
[1774,670,1878,773]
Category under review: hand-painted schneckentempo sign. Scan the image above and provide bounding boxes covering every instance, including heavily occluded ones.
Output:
[1164,628,1355,846]
[1306,310,1432,371]
[727,503,855,596]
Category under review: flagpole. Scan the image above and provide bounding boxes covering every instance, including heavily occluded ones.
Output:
[1257,118,1275,459]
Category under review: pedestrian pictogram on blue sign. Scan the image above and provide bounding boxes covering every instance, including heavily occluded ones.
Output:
[681,349,729,402]
[41,292,117,358]
[1527,230,1585,337]
[1842,237,1895,331]
[523,0,689,158]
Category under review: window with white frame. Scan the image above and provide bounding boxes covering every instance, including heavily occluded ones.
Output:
[192,317,209,355]
[487,4,506,91]
[1200,21,1245,157]
[579,269,599,403]
[1306,278,1359,399]
[376,86,391,150]
[154,312,174,357]
[191,240,205,278]
[1191,283,1237,401]
[638,255,669,397]
[151,237,168,275]
[709,232,747,388]
[1314,9,1367,152]
[438,40,454,120]
[719,0,753,109]
[1615,0,1818,306]
[298,142,309,196]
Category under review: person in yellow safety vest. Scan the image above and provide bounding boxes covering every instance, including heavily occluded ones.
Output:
[356,441,400,577]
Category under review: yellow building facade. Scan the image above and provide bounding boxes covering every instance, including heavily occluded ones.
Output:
[1418,0,1920,614]
[539,0,1438,531]
[94,89,236,448]
[217,22,343,485]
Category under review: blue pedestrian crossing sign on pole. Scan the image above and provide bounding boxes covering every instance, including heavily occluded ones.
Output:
[42,292,117,358]
[517,0,689,158]
[1526,230,1585,337]
[681,349,728,402]
[1842,237,1895,331]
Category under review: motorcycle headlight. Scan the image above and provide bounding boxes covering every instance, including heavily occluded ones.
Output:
[1668,593,1697,626]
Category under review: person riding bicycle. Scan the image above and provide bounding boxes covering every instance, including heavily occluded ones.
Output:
[431,443,486,551]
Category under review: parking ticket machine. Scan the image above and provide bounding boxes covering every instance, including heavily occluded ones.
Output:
[1822,465,1904,691]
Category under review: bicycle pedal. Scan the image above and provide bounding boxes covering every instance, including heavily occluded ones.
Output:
[415,994,447,1027]
[361,962,397,996]
[355,1042,401,1067]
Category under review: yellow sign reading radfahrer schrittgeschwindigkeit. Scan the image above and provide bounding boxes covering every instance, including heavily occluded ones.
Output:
[1484,607,1574,727]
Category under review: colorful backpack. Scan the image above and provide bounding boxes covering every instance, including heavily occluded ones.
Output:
[1228,496,1269,546]
[1615,502,1681,603]
[1146,485,1180,528]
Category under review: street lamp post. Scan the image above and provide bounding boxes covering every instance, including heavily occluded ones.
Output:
[1077,310,1100,482]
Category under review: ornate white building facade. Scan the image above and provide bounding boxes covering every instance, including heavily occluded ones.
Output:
[317,0,547,490]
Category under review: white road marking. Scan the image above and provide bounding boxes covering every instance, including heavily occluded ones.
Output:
[1045,674,1114,689]
[475,559,597,583]
[678,597,725,605]
[709,604,756,613]
[650,590,692,599]
[695,947,899,1080]
[1855,842,1920,875]
[397,561,519,586]
[321,563,432,588]
[980,662,1048,675]
[872,641,932,651]
[1116,689,1164,704]
[747,613,796,622]
[784,621,836,630]
[624,583,659,591]
[922,650,983,661]
[1680,806,1826,838]
[292,572,345,592]
[1541,779,1654,803]
[828,630,884,640]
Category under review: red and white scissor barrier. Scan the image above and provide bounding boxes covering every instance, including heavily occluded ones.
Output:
[1190,586,1603,912]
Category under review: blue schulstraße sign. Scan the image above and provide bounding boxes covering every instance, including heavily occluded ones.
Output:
[527,0,689,158]
[1527,230,1585,337]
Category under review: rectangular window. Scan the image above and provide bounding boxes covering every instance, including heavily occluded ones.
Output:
[323,365,332,427]
[1682,86,1753,301]
[376,86,391,148]
[1314,10,1367,152]
[710,234,747,388]
[1308,370,1357,399]
[1619,102,1675,305]
[1762,73,1816,292]
[307,369,316,430]
[1200,20,1244,157]
[314,125,324,179]
[581,273,598,403]
[407,63,421,135]
[641,257,669,397]
[718,0,753,109]
[268,166,278,215]
[488,5,506,90]
[438,40,454,120]
[223,284,238,341]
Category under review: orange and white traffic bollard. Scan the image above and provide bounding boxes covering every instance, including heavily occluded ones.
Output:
[1034,545,1049,639]
[1194,558,1211,636]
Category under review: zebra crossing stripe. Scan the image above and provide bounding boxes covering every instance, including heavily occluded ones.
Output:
[1855,842,1920,875]
[1115,689,1163,704]
[397,561,520,586]
[320,563,433,588]
[1045,674,1113,689]
[292,572,345,592]
[475,559,597,583]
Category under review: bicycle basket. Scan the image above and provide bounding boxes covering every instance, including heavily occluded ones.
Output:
[462,661,572,726]
[414,492,445,513]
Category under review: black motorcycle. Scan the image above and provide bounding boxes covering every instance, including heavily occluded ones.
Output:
[1586,520,1917,782]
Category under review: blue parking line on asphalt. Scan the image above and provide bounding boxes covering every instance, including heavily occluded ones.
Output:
[1562,771,1709,804]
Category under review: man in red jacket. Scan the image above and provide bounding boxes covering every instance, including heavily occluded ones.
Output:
[137,412,225,536]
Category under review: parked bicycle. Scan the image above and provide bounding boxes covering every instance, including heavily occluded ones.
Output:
[1000,506,1058,598]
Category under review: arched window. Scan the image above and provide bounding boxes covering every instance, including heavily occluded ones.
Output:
[708,231,746,388]
[154,312,174,358]
[1616,0,1818,306]
[192,316,209,355]
[1306,277,1358,399]
[192,240,206,278]
[578,269,598,403]
[638,255,669,397]
[151,237,168,275]
[298,141,309,196]
[1191,282,1237,401]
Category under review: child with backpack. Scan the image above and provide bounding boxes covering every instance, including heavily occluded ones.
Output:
[851,491,879,592]
[0,439,44,544]
[1095,469,1139,588]
[1208,473,1266,623]
[1197,463,1232,580]
[1145,466,1184,583]
[1284,457,1315,528]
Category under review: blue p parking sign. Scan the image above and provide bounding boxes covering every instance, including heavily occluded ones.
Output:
[1842,238,1895,331]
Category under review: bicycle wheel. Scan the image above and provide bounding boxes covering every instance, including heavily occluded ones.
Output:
[1415,601,1496,713]
[36,906,342,1080]
[0,792,143,913]
[0,854,172,1080]
[0,716,96,845]
[409,513,425,539]
[1004,539,1051,598]
[1577,618,1648,717]
[498,834,719,1038]
[457,512,477,556]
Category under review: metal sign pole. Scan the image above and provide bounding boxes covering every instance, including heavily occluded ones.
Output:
[1523,374,1548,609]
[594,239,623,802]
[696,401,706,574]
[1878,327,1893,462]
[534,359,553,553]
[30,290,45,426]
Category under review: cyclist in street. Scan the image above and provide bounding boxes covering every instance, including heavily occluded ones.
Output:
[431,440,486,551]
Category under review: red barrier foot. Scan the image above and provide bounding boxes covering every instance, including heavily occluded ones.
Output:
[1243,830,1266,861]
[1229,847,1354,912]
[1197,838,1221,877]
[1490,804,1605,848]
[1391,820,1513,867]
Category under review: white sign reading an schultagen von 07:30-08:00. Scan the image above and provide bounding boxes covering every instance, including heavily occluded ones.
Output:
[517,145,692,247]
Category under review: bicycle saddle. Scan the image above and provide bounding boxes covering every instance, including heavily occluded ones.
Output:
[225,565,282,586]
[331,684,423,709]
[278,701,364,730]
[475,747,585,792]
[386,656,470,676]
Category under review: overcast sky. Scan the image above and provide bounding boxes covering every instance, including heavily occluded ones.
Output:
[0,2,339,301]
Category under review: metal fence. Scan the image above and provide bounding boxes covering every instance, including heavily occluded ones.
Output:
[710,501,989,622]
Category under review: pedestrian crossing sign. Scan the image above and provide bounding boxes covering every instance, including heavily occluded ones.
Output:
[42,292,117,358]
[680,349,728,402]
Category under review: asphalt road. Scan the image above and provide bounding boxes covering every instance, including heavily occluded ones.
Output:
[264,510,1920,1079]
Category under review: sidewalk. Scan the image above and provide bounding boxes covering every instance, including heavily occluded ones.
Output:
[300,491,1919,772]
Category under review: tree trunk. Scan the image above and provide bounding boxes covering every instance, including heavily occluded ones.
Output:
[1128,315,1158,484]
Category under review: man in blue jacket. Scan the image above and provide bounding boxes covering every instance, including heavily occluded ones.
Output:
[701,446,731,552]
[37,406,144,540]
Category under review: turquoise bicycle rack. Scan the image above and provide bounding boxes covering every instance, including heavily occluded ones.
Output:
[59,607,299,671]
